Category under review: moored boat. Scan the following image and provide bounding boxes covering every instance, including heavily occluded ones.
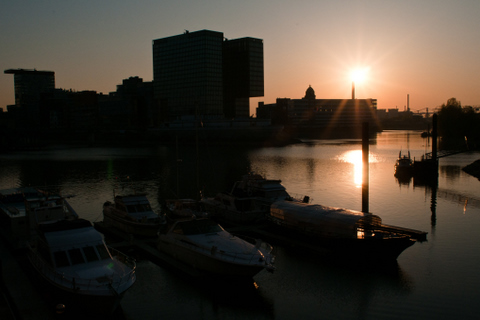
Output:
[394,151,414,177]
[202,172,309,225]
[267,200,427,260]
[164,198,207,220]
[27,195,136,315]
[157,216,275,278]
[103,194,164,237]
[0,187,48,249]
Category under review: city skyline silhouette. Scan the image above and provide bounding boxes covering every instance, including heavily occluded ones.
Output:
[1,1,479,114]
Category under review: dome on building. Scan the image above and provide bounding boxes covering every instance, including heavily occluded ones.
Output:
[304,85,316,100]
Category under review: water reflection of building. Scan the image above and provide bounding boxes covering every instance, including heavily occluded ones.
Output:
[256,86,379,138]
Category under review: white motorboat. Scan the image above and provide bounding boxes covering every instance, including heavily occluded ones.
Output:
[103,194,164,237]
[26,194,136,315]
[157,217,275,278]
[202,172,309,225]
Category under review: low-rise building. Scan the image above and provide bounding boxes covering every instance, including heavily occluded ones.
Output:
[257,86,379,138]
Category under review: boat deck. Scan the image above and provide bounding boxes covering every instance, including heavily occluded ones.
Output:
[93,222,203,277]
[374,224,427,241]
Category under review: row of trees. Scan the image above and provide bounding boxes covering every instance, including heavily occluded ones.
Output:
[437,97,480,149]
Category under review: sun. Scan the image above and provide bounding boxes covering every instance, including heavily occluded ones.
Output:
[350,67,369,84]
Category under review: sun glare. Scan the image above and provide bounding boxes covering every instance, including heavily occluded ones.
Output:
[350,67,369,84]
[338,150,377,187]
[341,150,363,186]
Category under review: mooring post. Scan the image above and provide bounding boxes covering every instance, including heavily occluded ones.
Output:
[432,113,437,164]
[362,122,369,214]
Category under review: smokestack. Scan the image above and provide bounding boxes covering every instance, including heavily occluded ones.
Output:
[407,94,410,112]
[352,81,355,99]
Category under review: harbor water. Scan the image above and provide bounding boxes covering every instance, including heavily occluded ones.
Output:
[1,130,479,319]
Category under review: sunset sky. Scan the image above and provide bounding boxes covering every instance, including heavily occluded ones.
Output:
[1,0,479,115]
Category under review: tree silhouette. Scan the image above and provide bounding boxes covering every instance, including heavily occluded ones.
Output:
[437,97,480,149]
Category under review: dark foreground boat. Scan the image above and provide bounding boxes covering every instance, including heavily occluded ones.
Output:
[266,201,427,260]
[26,193,136,315]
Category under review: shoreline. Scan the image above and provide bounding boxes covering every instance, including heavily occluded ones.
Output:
[463,159,480,180]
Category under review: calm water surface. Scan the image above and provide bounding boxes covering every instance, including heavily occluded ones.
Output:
[1,130,479,320]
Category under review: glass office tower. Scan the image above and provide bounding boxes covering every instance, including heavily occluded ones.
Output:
[153,30,264,121]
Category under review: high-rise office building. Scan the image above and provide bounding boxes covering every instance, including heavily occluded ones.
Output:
[223,37,264,118]
[4,68,55,128]
[152,30,264,122]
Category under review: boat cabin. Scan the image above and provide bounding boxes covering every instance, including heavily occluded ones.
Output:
[35,220,111,269]
[270,201,383,239]
[112,195,159,222]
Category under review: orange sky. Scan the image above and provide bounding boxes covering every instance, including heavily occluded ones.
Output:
[1,1,479,115]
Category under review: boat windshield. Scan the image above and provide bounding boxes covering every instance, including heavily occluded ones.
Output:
[52,244,111,268]
[173,219,222,235]
[263,190,289,199]
[136,203,152,212]
[126,203,152,213]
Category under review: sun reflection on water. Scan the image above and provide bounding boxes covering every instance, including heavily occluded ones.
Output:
[338,150,377,187]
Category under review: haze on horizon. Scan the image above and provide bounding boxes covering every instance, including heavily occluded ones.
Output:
[1,0,479,115]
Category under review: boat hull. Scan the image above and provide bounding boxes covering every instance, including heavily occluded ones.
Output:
[157,237,266,278]
[265,221,415,261]
[29,270,125,315]
[103,209,161,237]
[394,166,414,177]
[26,250,130,316]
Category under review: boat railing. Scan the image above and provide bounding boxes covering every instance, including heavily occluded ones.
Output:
[28,245,136,293]
[108,246,137,273]
[107,246,137,287]
[211,246,269,265]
